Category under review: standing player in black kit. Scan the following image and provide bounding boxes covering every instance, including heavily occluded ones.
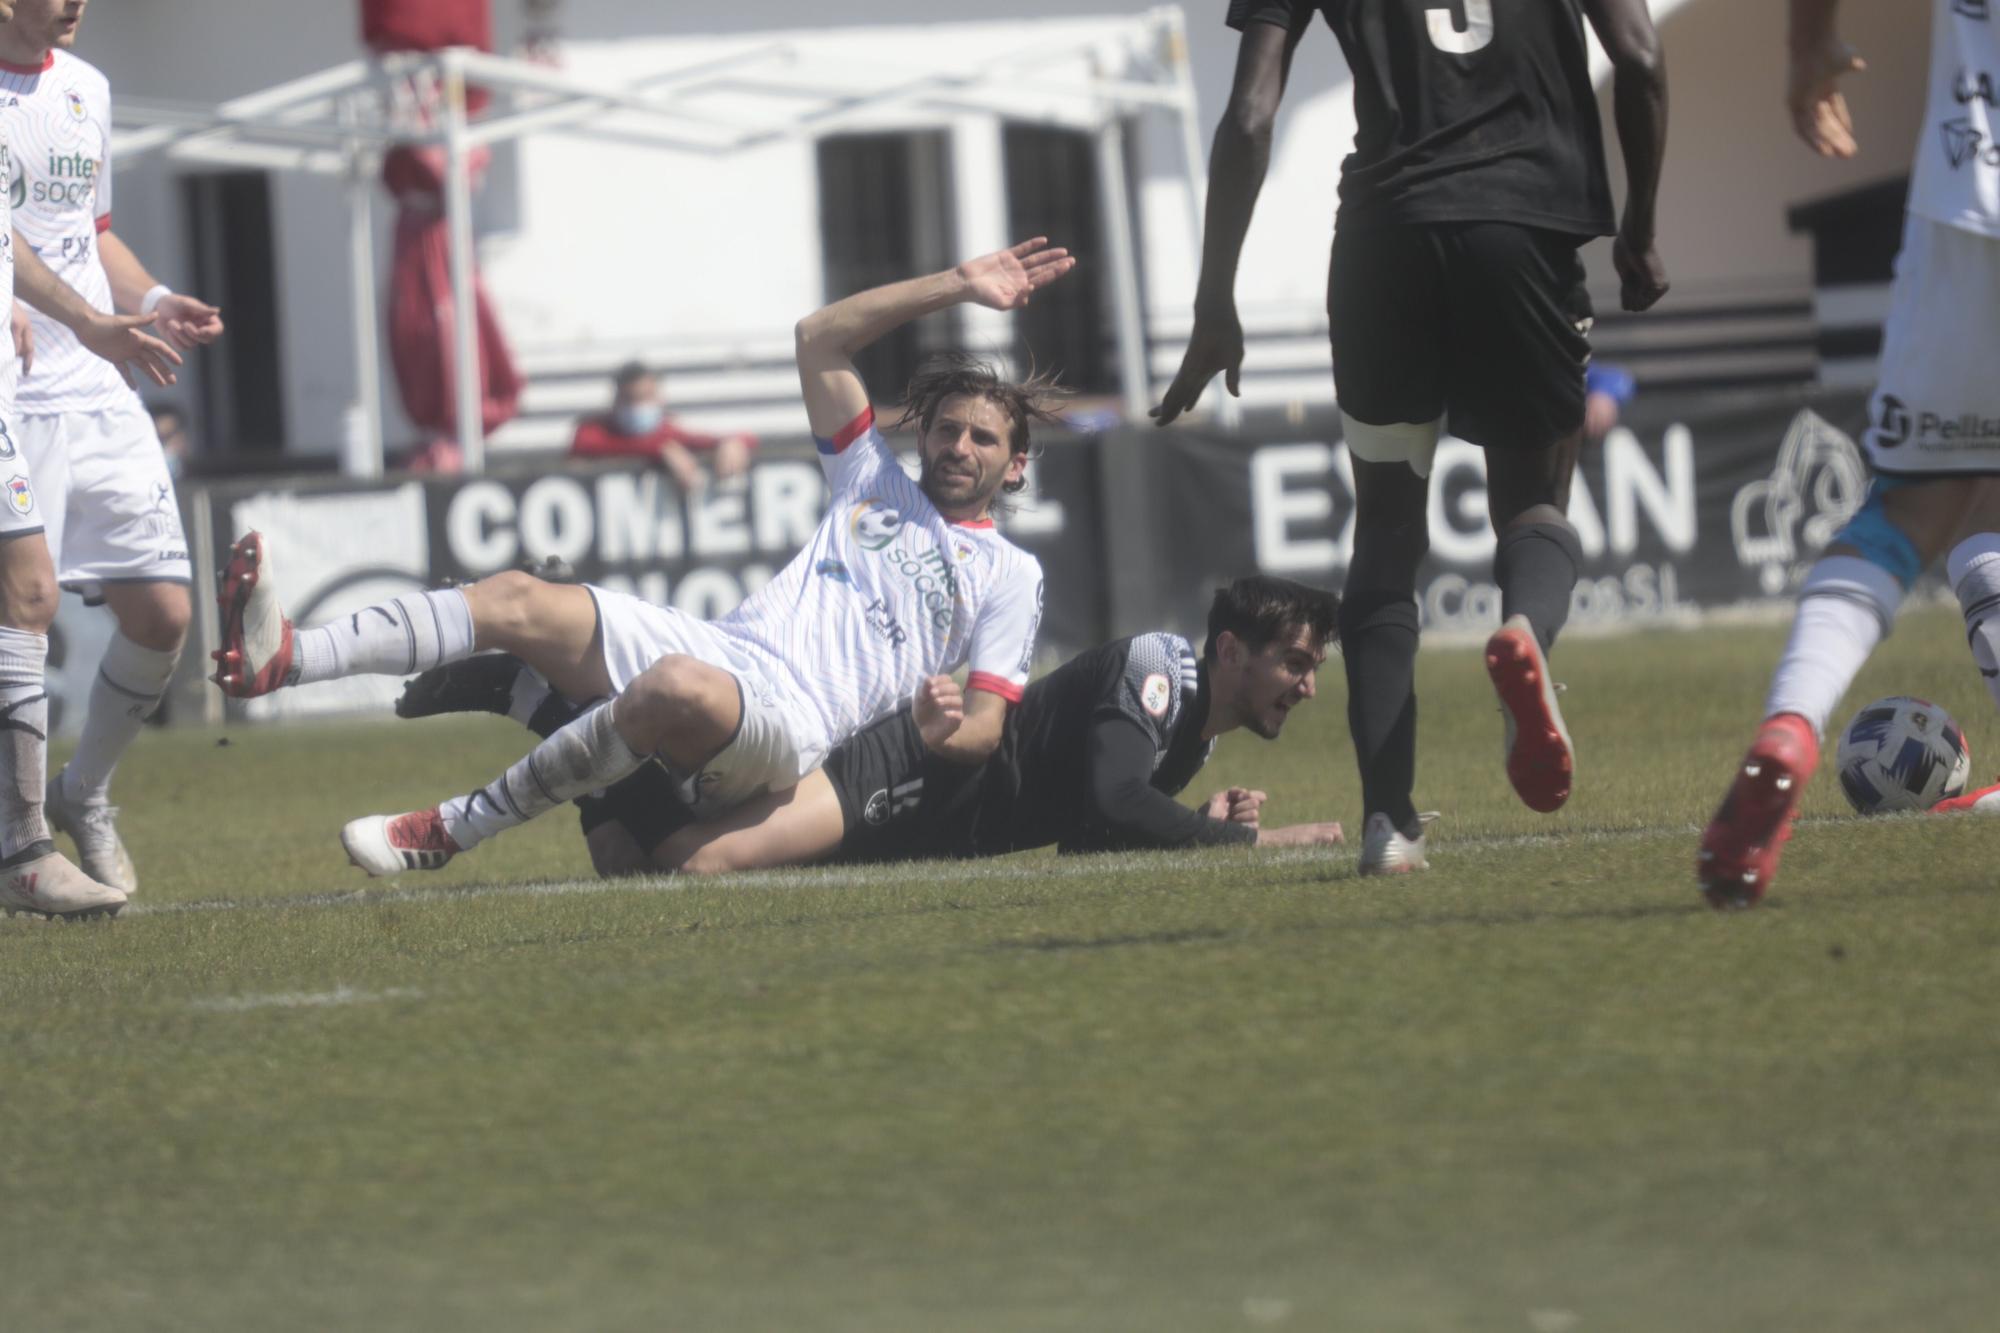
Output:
[1155,0,1670,874]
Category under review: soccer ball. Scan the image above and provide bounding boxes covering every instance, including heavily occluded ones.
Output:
[1834,696,1971,815]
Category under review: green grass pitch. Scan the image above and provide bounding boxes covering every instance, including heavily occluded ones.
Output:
[5,606,1998,1332]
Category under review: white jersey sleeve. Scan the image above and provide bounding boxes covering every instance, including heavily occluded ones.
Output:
[963,546,1044,704]
[814,406,895,496]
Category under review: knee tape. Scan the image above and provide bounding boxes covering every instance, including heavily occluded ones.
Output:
[1342,411,1442,479]
[1799,554,1904,637]
[1831,482,1925,589]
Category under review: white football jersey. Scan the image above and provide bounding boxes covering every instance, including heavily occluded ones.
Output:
[1911,0,2000,237]
[716,407,1045,749]
[0,50,127,415]
[0,122,16,411]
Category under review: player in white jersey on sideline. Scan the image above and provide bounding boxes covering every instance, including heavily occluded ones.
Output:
[0,8,183,916]
[1700,0,2000,908]
[0,0,225,897]
[213,239,1070,877]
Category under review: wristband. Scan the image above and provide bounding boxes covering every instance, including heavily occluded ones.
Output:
[139,284,172,317]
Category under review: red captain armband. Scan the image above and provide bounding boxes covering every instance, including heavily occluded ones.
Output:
[967,671,1024,705]
[814,406,874,455]
[95,214,112,234]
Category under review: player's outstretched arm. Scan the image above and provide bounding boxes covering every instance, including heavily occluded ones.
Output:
[98,230,224,351]
[12,232,180,387]
[1785,0,1864,158]
[919,678,1012,766]
[794,239,1075,439]
[1583,0,1670,313]
[1152,12,1310,426]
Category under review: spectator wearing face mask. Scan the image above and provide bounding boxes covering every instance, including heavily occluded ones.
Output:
[569,361,755,491]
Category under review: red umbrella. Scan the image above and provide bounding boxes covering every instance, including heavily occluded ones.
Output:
[364,0,521,463]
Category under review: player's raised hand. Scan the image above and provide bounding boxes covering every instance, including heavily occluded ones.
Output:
[1151,307,1244,426]
[956,238,1075,312]
[10,302,31,378]
[78,311,181,388]
[914,675,965,752]
[1788,36,1865,158]
[154,292,225,350]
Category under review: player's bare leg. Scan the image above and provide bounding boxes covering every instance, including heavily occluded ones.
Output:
[48,579,189,894]
[213,532,610,703]
[341,653,743,878]
[655,772,846,876]
[1485,434,1584,813]
[0,532,123,919]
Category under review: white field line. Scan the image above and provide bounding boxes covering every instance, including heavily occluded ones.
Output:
[187,985,425,1013]
[119,819,1758,922]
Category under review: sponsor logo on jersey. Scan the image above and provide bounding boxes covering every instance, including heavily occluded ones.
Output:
[1875,394,1911,447]
[883,545,959,631]
[6,476,31,515]
[816,557,851,584]
[1940,117,2000,169]
[862,596,909,649]
[32,149,97,208]
[1955,69,1997,104]
[848,498,903,551]
[1873,395,2000,449]
[1140,673,1172,718]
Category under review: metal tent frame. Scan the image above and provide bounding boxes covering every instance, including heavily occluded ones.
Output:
[112,6,1212,476]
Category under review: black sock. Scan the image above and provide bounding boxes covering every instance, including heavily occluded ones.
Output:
[1340,590,1421,835]
[1495,521,1583,653]
[527,691,588,739]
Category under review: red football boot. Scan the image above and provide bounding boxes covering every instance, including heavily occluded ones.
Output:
[1698,712,1819,908]
[1932,778,2000,815]
[1485,615,1574,813]
[211,531,295,698]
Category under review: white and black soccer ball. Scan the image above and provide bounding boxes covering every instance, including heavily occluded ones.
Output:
[1835,695,1971,815]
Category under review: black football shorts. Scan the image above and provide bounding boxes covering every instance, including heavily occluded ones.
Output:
[1329,220,1594,452]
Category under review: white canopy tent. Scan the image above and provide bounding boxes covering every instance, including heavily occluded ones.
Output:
[110,5,1214,476]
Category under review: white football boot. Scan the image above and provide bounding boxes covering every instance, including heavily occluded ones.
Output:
[1357,811,1439,876]
[0,849,126,919]
[341,809,462,878]
[211,531,296,698]
[47,768,138,895]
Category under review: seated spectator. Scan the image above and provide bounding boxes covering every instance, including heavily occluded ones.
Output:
[570,361,755,490]
[1584,362,1636,443]
[148,401,190,479]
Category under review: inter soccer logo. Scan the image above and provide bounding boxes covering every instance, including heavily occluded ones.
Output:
[6,476,32,515]
[848,498,903,552]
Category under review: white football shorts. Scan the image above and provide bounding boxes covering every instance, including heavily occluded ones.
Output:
[0,409,47,541]
[19,394,191,595]
[1866,214,2000,476]
[587,585,832,819]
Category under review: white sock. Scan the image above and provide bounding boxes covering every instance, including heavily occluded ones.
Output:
[63,631,180,806]
[1765,555,1902,738]
[1949,533,2000,715]
[293,587,474,684]
[438,702,646,850]
[0,626,50,861]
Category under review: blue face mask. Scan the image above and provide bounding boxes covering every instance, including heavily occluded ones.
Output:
[615,403,664,436]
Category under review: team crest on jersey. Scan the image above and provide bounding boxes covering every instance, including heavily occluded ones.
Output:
[64,89,85,121]
[6,476,31,515]
[848,498,903,551]
[1140,673,1172,718]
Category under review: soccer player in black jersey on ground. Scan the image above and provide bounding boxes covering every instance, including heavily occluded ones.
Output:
[1154,0,1670,874]
[397,576,1347,872]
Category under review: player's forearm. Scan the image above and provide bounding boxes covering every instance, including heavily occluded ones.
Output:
[95,231,161,315]
[1086,719,1253,848]
[1609,42,1668,242]
[795,268,968,366]
[926,700,1006,765]
[1788,0,1841,53]
[1191,117,1275,316]
[12,233,101,331]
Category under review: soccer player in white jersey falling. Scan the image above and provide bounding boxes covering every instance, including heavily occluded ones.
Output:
[213,239,1069,876]
[0,0,225,897]
[1700,0,2000,908]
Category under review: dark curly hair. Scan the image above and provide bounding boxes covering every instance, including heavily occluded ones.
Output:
[892,351,1070,495]
[1202,575,1342,663]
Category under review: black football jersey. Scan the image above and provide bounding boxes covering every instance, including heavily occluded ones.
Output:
[1227,0,1615,236]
